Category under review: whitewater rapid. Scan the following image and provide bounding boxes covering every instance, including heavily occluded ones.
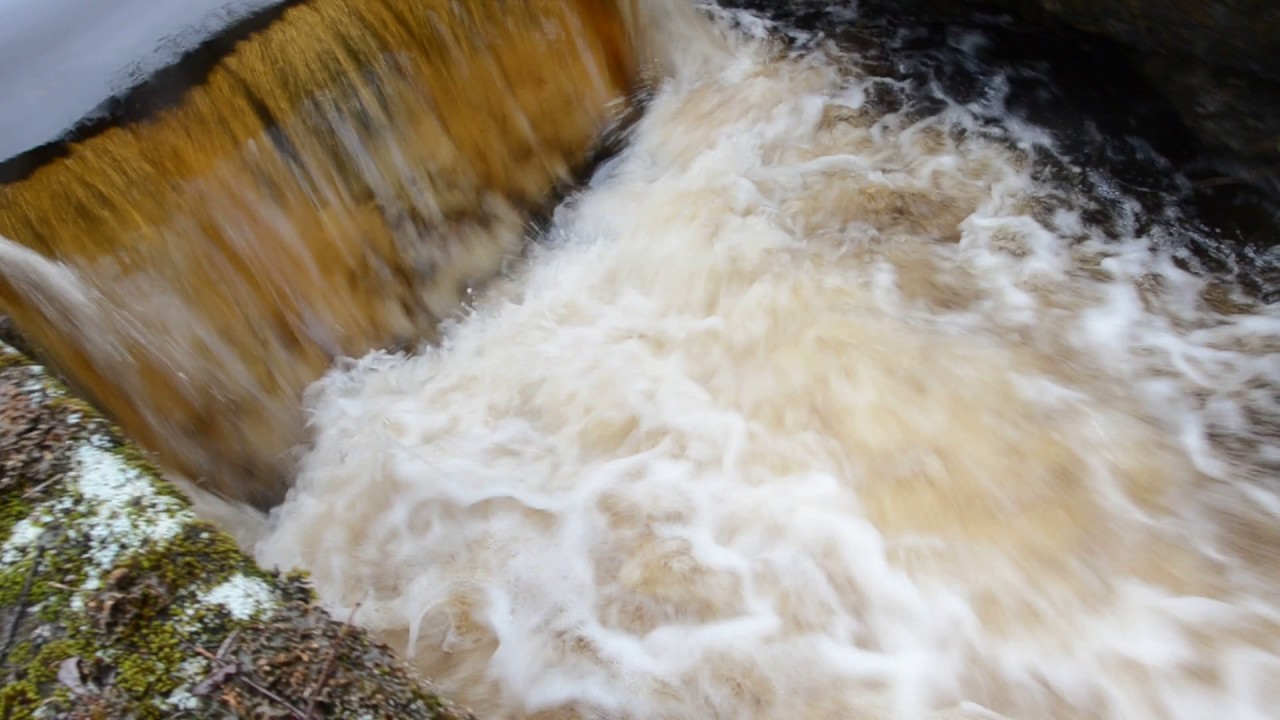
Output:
[245,5,1280,718]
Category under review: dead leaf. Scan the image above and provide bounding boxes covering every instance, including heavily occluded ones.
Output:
[57,657,86,695]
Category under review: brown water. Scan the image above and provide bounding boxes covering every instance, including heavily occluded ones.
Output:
[0,0,646,508]
[8,0,1280,717]
[243,4,1280,718]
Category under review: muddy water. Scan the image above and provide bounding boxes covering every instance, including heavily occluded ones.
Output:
[0,0,653,508]
[224,2,1279,718]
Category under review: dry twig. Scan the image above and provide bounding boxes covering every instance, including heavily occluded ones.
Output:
[303,603,362,718]
[190,642,308,717]
[0,534,48,668]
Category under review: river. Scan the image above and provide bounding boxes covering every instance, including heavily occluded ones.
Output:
[243,2,1280,718]
[6,0,1279,716]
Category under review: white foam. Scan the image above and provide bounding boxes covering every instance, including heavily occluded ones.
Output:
[253,7,1280,720]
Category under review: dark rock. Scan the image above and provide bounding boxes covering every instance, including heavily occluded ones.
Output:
[999,0,1280,81]
[974,0,1280,170]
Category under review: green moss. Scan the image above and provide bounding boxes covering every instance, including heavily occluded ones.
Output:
[111,444,191,505]
[279,570,319,604]
[138,525,237,580]
[5,638,34,667]
[0,350,26,371]
[0,681,40,717]
[0,494,33,546]
[44,392,95,418]
[0,637,74,717]
[1,466,231,716]
[113,624,187,699]
[1,338,471,719]
[1,624,195,720]
[0,557,44,606]
[0,522,267,718]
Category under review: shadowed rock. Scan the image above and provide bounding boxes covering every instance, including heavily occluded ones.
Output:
[978,0,1280,168]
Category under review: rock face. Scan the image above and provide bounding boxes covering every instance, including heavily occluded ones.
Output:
[1013,0,1278,81]
[1138,52,1280,162]
[987,0,1280,166]
[0,338,474,719]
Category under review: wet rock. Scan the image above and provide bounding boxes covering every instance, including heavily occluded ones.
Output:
[1140,52,1280,162]
[754,0,1278,180]
[972,0,1280,168]
[0,339,474,719]
[993,0,1279,82]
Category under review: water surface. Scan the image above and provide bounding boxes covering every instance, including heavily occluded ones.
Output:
[244,4,1280,718]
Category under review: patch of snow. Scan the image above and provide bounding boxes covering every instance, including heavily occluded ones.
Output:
[163,658,212,710]
[1,515,47,563]
[201,574,276,620]
[164,688,202,711]
[73,444,190,568]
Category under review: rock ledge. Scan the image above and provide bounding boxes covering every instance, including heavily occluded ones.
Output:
[0,339,474,719]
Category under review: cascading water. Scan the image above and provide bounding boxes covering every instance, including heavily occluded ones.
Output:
[0,0,649,510]
[236,2,1280,719]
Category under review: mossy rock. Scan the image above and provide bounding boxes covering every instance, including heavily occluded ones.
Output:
[0,338,474,719]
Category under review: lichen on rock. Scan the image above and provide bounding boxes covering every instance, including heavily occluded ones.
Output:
[0,338,474,719]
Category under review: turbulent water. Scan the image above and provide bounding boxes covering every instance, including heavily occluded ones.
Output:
[231,3,1280,718]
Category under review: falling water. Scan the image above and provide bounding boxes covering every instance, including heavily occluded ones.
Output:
[230,2,1280,718]
[0,0,650,509]
[9,0,1272,717]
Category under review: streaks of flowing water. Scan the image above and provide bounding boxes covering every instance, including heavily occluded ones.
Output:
[252,4,1280,719]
